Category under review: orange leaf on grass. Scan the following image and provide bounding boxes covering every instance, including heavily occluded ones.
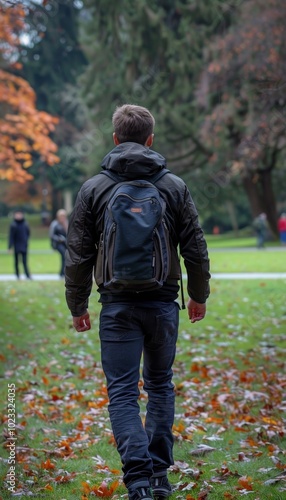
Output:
[77,419,92,431]
[55,472,76,483]
[88,399,109,409]
[61,337,70,344]
[82,480,119,497]
[205,417,224,424]
[44,484,53,491]
[82,481,91,494]
[91,480,120,497]
[237,476,253,490]
[262,416,279,425]
[40,459,55,470]
[38,409,49,420]
[173,422,185,433]
[245,437,259,448]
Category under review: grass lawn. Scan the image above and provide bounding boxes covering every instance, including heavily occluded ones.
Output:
[2,215,286,275]
[0,250,60,275]
[1,215,285,276]
[0,247,285,275]
[206,234,256,248]
[0,279,286,499]
[209,249,286,273]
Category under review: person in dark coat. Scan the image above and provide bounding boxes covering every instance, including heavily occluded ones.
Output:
[8,211,31,279]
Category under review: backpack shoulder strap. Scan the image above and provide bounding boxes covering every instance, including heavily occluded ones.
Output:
[149,168,170,185]
[151,168,185,310]
[100,170,120,183]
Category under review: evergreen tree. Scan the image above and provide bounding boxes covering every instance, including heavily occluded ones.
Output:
[79,0,285,235]
[79,0,249,230]
[79,0,231,164]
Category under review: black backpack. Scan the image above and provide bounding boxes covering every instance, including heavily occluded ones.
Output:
[95,169,172,293]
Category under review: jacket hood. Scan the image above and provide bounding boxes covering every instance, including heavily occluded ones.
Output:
[101,142,166,179]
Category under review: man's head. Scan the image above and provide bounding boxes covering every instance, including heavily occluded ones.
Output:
[14,211,24,221]
[56,209,67,225]
[112,104,155,147]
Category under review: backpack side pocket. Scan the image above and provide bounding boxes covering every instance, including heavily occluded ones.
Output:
[95,233,104,286]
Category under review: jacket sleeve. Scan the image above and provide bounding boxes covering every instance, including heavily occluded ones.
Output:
[8,224,15,250]
[178,185,210,303]
[26,223,30,240]
[65,188,97,317]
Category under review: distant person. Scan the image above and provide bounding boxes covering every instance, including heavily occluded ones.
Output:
[8,211,31,279]
[253,213,267,248]
[41,210,50,226]
[278,213,286,245]
[49,209,68,278]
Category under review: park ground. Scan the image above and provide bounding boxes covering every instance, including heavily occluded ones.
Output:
[0,217,285,499]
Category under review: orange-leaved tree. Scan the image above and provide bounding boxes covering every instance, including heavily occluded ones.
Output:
[0,1,59,183]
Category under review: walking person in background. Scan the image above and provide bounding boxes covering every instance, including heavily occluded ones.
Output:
[8,210,31,279]
[49,209,68,278]
[278,213,286,245]
[65,104,210,500]
[253,212,268,248]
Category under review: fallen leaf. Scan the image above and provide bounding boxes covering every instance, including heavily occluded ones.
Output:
[190,445,216,456]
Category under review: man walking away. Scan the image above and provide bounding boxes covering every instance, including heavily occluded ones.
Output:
[65,104,210,500]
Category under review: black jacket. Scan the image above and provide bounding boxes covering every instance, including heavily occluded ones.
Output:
[65,143,210,316]
[8,219,30,253]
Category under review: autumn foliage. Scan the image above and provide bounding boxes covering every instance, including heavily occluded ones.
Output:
[0,2,59,183]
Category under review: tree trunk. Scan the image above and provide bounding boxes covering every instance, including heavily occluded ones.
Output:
[260,169,279,239]
[63,190,73,215]
[225,200,239,236]
[242,171,279,240]
[242,174,263,217]
[51,189,64,219]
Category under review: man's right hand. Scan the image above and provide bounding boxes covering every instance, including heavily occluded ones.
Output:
[72,312,91,332]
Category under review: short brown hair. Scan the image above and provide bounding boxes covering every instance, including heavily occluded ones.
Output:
[112,104,155,145]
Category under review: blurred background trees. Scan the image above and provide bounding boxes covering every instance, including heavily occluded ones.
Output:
[1,0,285,236]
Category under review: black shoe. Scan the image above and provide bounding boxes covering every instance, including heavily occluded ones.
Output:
[129,486,153,500]
[151,476,172,499]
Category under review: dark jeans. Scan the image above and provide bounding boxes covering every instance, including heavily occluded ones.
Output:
[256,231,265,248]
[14,251,30,278]
[56,243,66,276]
[99,301,179,487]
